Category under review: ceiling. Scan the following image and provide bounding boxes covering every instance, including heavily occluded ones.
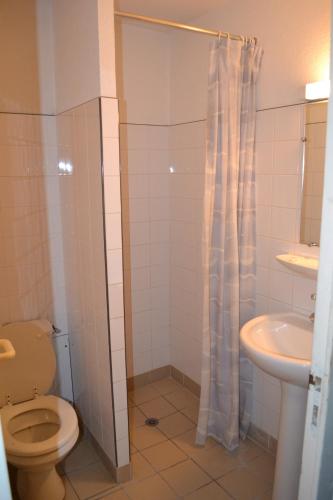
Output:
[114,0,223,23]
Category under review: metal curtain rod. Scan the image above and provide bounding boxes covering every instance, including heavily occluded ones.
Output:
[114,11,249,42]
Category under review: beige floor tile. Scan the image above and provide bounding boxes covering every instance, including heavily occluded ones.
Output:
[64,477,79,500]
[171,429,218,456]
[97,490,129,499]
[62,438,100,473]
[125,474,177,500]
[128,407,147,428]
[130,425,167,450]
[139,396,177,419]
[181,401,200,423]
[164,388,199,410]
[151,378,182,395]
[218,467,271,500]
[247,453,275,484]
[88,487,124,499]
[159,412,195,438]
[141,440,187,471]
[185,481,232,499]
[129,386,160,405]
[160,460,211,497]
[191,446,238,479]
[128,453,155,482]
[67,462,117,499]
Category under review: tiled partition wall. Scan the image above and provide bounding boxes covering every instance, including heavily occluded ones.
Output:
[120,123,171,378]
[57,99,117,465]
[254,103,319,438]
[101,97,129,469]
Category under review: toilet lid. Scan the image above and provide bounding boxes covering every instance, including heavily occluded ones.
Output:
[0,320,56,407]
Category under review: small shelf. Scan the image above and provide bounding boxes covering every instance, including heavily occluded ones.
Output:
[275,254,319,280]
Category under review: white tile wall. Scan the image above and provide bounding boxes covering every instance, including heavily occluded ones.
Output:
[0,114,57,327]
[0,113,71,398]
[169,122,206,385]
[120,123,171,379]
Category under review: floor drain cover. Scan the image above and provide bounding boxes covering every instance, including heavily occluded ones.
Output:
[145,417,159,427]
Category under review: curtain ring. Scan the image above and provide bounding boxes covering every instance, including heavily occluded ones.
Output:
[218,31,222,41]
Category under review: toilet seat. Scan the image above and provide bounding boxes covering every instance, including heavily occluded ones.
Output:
[1,395,78,458]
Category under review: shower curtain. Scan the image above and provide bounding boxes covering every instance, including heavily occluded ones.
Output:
[196,37,263,451]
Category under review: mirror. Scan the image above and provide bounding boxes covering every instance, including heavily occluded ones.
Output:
[300,100,327,246]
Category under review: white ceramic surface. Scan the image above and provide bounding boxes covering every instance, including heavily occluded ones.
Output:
[240,312,312,387]
[276,254,319,280]
[241,313,313,500]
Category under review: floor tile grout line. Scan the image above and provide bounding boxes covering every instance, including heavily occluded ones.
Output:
[83,482,121,500]
[85,487,121,500]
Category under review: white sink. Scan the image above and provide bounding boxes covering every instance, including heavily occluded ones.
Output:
[241,313,313,500]
[240,313,312,387]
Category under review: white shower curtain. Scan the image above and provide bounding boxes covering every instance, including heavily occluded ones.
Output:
[196,37,263,451]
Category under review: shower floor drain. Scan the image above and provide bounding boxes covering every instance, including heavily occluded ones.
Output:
[145,417,159,427]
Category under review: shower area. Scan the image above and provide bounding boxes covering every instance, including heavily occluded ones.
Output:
[116,19,207,393]
[114,8,263,458]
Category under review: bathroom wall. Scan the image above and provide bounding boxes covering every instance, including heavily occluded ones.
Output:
[169,122,206,384]
[116,22,172,378]
[0,109,72,403]
[0,0,41,113]
[51,0,117,113]
[116,22,170,124]
[120,123,171,377]
[0,114,52,326]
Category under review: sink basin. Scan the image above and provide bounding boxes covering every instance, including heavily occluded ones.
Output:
[241,312,313,500]
[240,312,313,387]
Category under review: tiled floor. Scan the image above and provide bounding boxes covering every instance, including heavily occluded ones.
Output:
[59,377,275,499]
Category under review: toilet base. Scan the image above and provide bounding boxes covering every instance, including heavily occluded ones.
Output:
[17,466,65,500]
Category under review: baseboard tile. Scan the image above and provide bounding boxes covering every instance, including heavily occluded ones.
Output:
[248,422,277,455]
[127,364,201,397]
[84,425,132,483]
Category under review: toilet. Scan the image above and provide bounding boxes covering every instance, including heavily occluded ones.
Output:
[0,320,79,500]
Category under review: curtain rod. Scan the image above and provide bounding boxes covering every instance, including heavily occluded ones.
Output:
[114,11,252,42]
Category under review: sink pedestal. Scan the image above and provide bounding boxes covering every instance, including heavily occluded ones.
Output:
[273,382,308,500]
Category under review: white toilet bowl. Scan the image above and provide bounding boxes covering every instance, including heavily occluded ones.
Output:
[1,395,79,500]
[0,320,79,500]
